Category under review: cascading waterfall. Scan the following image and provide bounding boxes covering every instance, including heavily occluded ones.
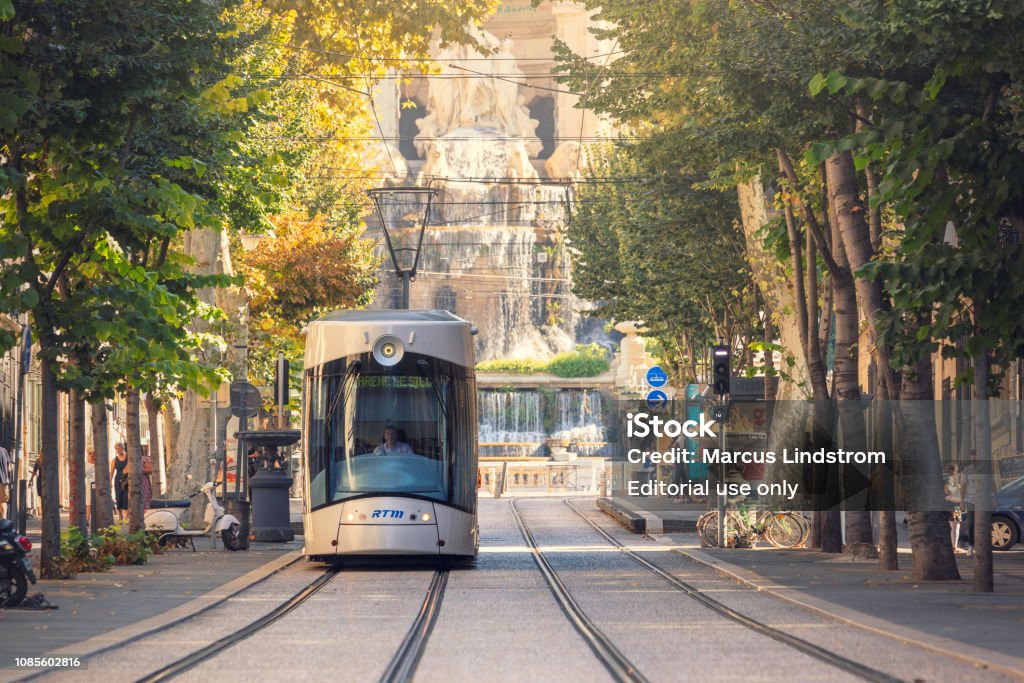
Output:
[371,220,582,361]
[551,390,607,445]
[478,389,609,456]
[478,391,544,443]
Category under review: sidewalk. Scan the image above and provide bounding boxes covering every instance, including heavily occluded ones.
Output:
[600,496,1024,677]
[0,508,304,671]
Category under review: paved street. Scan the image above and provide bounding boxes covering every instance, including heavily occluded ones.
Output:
[1,498,1021,682]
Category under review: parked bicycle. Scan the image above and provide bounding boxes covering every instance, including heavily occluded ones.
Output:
[697,504,809,549]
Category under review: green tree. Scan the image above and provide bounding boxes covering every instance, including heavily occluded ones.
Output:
[814,0,1024,591]
[568,145,759,387]
[554,0,964,574]
[0,0,248,572]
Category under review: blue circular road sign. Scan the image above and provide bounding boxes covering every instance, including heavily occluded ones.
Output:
[646,366,668,387]
[646,390,668,410]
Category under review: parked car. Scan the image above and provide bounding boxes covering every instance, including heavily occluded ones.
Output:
[993,475,1024,551]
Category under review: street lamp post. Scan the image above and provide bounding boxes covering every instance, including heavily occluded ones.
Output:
[367,187,439,309]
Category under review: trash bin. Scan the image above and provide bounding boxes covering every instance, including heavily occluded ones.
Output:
[250,469,294,542]
[221,493,251,550]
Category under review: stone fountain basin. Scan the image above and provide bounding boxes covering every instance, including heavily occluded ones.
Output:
[235,430,301,448]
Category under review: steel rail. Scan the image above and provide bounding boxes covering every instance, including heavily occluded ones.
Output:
[564,499,905,683]
[510,500,650,683]
[378,569,450,683]
[137,568,340,683]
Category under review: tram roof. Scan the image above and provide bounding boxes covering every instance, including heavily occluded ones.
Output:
[304,309,475,368]
[313,309,467,325]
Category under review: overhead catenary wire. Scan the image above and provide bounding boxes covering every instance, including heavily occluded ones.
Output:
[414,270,572,283]
[255,38,634,64]
[252,135,637,142]
[234,70,687,80]
[354,34,401,178]
[445,63,582,96]
[378,288,582,301]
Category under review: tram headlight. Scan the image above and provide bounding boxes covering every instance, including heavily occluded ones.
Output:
[421,513,431,522]
[373,335,404,366]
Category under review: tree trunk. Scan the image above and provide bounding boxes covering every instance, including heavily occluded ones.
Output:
[144,394,165,495]
[39,358,62,578]
[168,391,214,525]
[805,238,830,400]
[972,330,993,592]
[125,389,145,533]
[172,229,247,508]
[162,398,181,471]
[875,398,898,570]
[825,168,873,546]
[90,402,115,530]
[899,316,960,581]
[855,101,884,254]
[738,178,820,502]
[810,399,842,552]
[736,179,810,397]
[68,389,87,533]
[825,151,897,401]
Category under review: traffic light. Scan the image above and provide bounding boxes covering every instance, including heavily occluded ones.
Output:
[712,344,730,396]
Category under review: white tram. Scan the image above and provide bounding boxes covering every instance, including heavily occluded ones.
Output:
[302,310,479,563]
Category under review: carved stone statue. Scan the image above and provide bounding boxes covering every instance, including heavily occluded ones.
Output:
[415,26,541,159]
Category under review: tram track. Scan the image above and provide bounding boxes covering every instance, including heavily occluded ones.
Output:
[378,568,449,683]
[510,499,650,683]
[563,499,906,683]
[130,563,449,683]
[136,568,340,683]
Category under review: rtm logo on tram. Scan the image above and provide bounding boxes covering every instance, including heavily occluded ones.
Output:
[372,509,404,519]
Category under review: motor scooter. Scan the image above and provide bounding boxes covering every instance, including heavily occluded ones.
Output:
[145,481,243,551]
[0,518,36,607]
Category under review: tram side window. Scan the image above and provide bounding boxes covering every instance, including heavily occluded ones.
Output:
[306,360,349,509]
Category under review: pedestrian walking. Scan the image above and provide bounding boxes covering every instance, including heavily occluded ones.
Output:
[0,445,11,519]
[111,442,129,522]
[85,447,96,525]
[29,455,42,518]
[943,463,964,553]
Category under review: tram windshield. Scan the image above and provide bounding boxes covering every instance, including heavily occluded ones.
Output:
[306,354,470,509]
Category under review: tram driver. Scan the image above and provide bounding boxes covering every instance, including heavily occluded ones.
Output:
[373,426,413,455]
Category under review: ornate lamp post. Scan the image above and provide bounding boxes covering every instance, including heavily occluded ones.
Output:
[367,187,439,309]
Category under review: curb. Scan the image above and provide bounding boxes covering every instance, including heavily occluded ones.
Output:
[671,544,1024,681]
[2,549,304,683]
[596,498,698,534]
[596,497,645,533]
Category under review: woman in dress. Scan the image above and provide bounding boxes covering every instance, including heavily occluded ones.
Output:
[110,442,129,522]
[944,463,964,553]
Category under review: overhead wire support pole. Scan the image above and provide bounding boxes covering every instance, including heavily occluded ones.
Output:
[718,404,727,548]
[368,186,439,310]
